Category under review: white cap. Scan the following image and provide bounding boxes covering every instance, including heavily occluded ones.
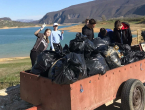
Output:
[53,23,58,26]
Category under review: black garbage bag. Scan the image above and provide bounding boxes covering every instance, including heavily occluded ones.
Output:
[92,37,108,52]
[121,51,145,65]
[86,53,110,76]
[102,46,122,69]
[31,50,63,77]
[84,39,96,59]
[116,43,131,54]
[69,33,86,54]
[48,59,77,84]
[63,44,70,55]
[48,53,87,84]
[102,36,111,46]
[121,51,138,65]
[76,32,88,40]
[135,51,145,60]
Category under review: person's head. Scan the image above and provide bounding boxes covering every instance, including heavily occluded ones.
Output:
[114,20,123,30]
[44,29,51,37]
[53,23,58,31]
[88,19,96,28]
[85,19,89,25]
[100,28,107,37]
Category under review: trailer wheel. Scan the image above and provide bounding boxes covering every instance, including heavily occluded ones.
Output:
[121,79,145,110]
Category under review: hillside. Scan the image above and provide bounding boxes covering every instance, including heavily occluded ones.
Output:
[0,17,11,21]
[39,0,145,24]
[0,19,41,28]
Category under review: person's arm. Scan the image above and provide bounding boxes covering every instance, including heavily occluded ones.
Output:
[128,28,132,46]
[92,29,94,39]
[50,32,55,51]
[113,29,117,43]
[60,31,64,40]
[98,32,101,38]
[82,27,87,36]
[34,23,46,37]
[34,29,41,37]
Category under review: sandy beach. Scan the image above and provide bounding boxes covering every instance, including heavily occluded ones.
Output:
[59,25,137,35]
[0,57,29,63]
[59,23,139,45]
[59,22,145,35]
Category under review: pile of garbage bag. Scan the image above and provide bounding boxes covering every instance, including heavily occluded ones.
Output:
[84,39,96,59]
[31,50,63,77]
[121,51,145,65]
[69,33,86,54]
[63,44,70,55]
[115,43,131,54]
[113,43,145,65]
[102,46,122,69]
[48,53,87,84]
[31,33,145,85]
[86,53,110,76]
[92,37,109,52]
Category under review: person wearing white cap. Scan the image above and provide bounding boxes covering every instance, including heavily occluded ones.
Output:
[50,23,64,52]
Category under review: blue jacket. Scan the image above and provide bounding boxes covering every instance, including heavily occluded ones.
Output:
[50,30,63,50]
[98,29,114,43]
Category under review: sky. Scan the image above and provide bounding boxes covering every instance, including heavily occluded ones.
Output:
[0,0,93,20]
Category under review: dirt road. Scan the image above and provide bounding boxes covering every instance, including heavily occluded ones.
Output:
[95,100,122,110]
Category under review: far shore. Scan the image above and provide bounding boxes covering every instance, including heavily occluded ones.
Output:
[0,25,41,30]
[0,23,73,30]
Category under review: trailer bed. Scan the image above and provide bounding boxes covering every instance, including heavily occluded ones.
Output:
[20,58,145,110]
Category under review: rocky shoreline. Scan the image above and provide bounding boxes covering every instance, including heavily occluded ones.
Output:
[0,85,33,110]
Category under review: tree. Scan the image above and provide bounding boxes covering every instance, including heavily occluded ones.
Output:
[101,15,107,21]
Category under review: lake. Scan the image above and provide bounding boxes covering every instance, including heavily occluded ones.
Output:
[0,24,99,58]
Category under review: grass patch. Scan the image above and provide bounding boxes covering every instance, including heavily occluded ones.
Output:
[0,58,31,89]
[95,18,145,29]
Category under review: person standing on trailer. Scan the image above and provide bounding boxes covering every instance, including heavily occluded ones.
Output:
[98,28,114,43]
[30,23,51,67]
[50,23,64,52]
[84,19,89,26]
[113,20,132,46]
[82,19,96,41]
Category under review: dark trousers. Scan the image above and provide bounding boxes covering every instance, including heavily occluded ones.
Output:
[30,51,40,67]
[50,43,63,53]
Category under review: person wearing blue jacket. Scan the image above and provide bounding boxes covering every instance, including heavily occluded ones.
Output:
[50,23,64,52]
[98,28,114,43]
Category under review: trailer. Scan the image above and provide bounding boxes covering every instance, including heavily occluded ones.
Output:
[20,44,145,110]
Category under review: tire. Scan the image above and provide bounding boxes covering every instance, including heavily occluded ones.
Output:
[121,79,145,110]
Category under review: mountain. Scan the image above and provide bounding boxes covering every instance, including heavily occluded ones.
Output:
[16,19,35,23]
[0,19,40,28]
[39,0,145,24]
[0,17,11,21]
